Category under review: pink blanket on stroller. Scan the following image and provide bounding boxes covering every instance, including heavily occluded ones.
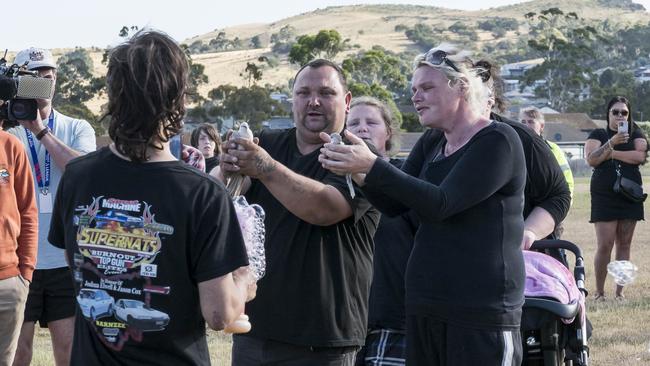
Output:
[523,251,585,324]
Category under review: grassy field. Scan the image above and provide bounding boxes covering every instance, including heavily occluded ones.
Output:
[558,177,650,365]
[30,177,649,365]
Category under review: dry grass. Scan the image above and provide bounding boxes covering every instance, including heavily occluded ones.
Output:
[42,1,650,115]
[561,177,650,366]
[30,177,650,365]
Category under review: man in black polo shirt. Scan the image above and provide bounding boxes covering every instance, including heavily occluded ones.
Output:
[219,59,379,365]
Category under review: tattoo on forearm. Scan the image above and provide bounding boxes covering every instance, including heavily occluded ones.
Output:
[590,144,610,160]
[255,156,276,175]
[591,147,605,159]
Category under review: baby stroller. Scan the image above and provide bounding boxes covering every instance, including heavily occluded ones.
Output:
[521,240,590,366]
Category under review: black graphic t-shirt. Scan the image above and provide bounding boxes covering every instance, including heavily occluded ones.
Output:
[242,128,380,347]
[49,147,248,366]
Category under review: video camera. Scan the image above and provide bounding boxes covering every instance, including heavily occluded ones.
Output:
[0,50,55,127]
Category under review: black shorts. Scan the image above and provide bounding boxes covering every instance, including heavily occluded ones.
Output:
[406,315,522,366]
[24,267,76,327]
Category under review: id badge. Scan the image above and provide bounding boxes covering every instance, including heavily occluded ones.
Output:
[38,192,53,214]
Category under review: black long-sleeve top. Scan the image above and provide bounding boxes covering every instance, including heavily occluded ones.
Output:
[491,113,571,230]
[362,122,526,329]
[367,159,417,332]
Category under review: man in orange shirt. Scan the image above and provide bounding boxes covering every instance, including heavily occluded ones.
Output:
[0,122,38,365]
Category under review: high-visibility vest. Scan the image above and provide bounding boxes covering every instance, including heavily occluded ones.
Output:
[546,140,574,202]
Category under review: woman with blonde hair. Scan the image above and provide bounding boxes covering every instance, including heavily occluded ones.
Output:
[320,43,526,365]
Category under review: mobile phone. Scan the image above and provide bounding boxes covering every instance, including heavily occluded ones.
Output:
[170,134,183,159]
[618,120,628,134]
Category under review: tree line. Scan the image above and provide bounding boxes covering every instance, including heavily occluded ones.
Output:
[55,7,650,135]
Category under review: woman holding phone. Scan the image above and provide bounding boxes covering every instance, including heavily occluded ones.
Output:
[585,96,648,301]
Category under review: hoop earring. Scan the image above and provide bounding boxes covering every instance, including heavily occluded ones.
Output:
[448,79,454,89]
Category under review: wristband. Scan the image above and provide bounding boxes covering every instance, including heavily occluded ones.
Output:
[35,127,50,140]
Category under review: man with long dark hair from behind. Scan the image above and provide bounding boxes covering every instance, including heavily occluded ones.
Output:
[47,30,256,365]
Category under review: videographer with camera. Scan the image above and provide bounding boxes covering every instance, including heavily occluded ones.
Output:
[5,47,95,366]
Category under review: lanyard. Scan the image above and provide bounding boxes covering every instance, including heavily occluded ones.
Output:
[25,113,55,195]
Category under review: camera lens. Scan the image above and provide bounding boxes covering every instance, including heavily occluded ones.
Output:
[9,99,38,120]
[12,101,27,116]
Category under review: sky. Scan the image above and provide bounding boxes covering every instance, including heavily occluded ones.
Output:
[3,0,649,51]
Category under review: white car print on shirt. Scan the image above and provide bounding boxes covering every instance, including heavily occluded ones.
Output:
[113,299,170,331]
[77,289,115,320]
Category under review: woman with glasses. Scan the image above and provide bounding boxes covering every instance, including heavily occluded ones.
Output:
[585,96,648,301]
[319,44,525,366]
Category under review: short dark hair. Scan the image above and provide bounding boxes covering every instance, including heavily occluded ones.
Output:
[190,123,222,156]
[292,59,347,92]
[105,30,189,162]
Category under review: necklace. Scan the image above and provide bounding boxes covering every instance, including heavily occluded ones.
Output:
[444,119,491,156]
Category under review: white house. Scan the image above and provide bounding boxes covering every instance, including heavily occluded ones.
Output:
[634,67,650,83]
[500,58,545,78]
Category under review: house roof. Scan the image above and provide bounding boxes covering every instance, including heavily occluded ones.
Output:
[500,58,544,73]
[592,119,608,129]
[543,113,598,131]
[543,123,591,143]
[539,106,559,114]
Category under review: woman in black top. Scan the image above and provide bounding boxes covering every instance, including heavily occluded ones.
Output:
[475,59,571,244]
[319,44,526,366]
[585,96,648,301]
[190,123,222,173]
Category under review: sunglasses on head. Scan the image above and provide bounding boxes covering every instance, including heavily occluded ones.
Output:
[610,109,629,117]
[424,50,461,73]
